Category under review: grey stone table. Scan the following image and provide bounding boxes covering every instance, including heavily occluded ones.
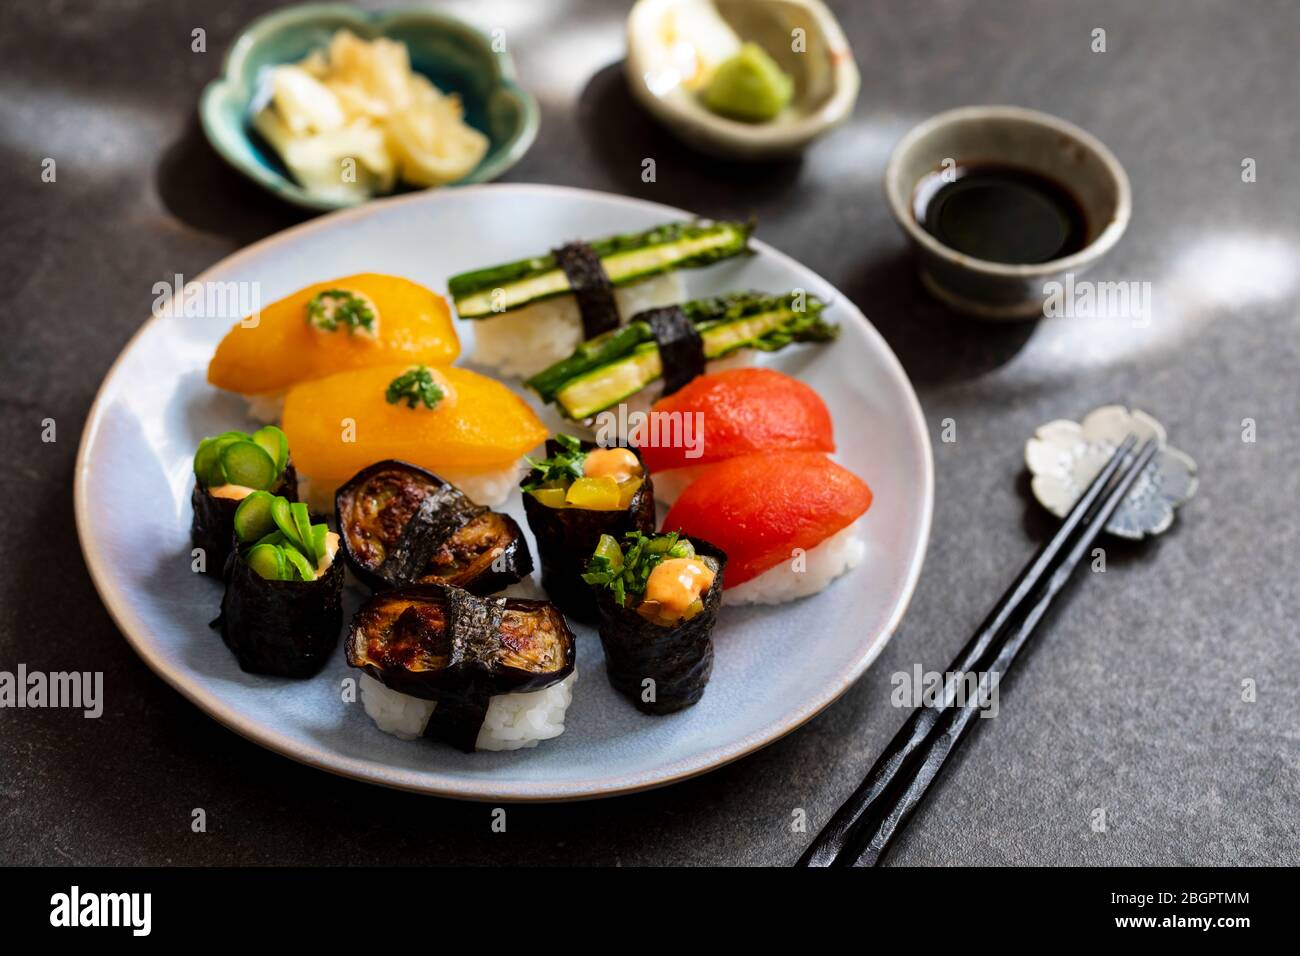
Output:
[2,0,1296,866]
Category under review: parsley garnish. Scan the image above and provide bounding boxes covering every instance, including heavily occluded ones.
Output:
[582,530,697,607]
[306,289,376,335]
[385,365,444,410]
[521,433,587,491]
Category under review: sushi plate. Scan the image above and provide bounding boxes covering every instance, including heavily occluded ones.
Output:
[75,183,933,801]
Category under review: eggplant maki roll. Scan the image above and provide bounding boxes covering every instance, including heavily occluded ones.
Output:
[521,435,655,623]
[347,584,577,752]
[336,460,532,595]
[191,425,297,577]
[216,492,343,677]
[583,531,726,715]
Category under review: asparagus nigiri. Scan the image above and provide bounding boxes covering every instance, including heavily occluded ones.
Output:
[526,291,838,420]
[448,220,751,379]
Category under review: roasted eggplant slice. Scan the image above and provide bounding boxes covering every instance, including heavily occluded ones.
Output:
[347,584,576,751]
[217,542,343,677]
[586,534,726,715]
[521,437,655,623]
[336,460,532,595]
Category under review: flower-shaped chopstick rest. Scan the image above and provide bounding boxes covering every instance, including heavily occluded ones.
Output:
[1026,405,1197,539]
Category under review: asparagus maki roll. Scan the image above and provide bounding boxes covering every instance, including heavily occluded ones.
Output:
[583,531,727,715]
[447,220,752,378]
[347,584,577,752]
[190,425,297,577]
[336,460,532,595]
[521,436,655,623]
[216,492,343,677]
[526,291,839,421]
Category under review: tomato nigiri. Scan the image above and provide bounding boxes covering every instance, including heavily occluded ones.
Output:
[639,368,835,502]
[663,451,871,604]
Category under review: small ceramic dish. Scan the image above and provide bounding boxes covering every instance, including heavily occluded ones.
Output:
[625,0,859,161]
[199,3,539,211]
[884,105,1131,319]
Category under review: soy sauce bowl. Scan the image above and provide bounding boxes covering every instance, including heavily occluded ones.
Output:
[884,105,1131,320]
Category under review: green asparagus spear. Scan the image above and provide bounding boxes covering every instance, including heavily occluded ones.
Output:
[527,291,838,420]
[448,220,752,318]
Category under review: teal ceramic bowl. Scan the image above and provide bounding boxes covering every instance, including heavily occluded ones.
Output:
[199,3,539,211]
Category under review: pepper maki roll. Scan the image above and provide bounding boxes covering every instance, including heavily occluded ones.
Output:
[191,425,297,577]
[521,435,656,623]
[336,460,532,595]
[347,584,577,752]
[583,531,726,715]
[216,492,343,677]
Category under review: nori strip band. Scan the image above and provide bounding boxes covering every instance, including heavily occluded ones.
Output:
[336,460,532,595]
[593,538,727,715]
[645,305,705,395]
[553,241,620,338]
[216,545,343,678]
[421,689,491,753]
[377,485,480,584]
[347,584,576,752]
[190,461,298,578]
[422,592,506,750]
[446,591,508,673]
[521,438,656,624]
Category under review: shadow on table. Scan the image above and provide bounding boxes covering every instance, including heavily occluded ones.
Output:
[576,61,804,215]
[840,249,1039,386]
[155,118,312,247]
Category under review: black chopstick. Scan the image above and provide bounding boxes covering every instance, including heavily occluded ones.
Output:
[840,437,1159,865]
[796,435,1154,867]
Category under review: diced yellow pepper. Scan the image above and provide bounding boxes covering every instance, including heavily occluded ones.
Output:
[618,477,644,509]
[530,488,568,509]
[565,475,621,510]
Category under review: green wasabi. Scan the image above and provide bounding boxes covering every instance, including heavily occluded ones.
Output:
[702,43,794,123]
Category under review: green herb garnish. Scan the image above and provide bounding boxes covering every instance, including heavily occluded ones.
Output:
[193,426,288,490]
[521,433,586,491]
[385,365,444,410]
[582,530,697,607]
[234,492,331,582]
[306,289,376,335]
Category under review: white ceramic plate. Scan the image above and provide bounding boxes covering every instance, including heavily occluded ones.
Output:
[75,184,932,801]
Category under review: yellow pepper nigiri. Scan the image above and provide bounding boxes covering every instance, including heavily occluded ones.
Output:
[208,274,459,396]
[281,364,547,505]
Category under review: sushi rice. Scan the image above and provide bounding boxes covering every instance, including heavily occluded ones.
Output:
[722,523,865,606]
[244,392,287,425]
[360,670,578,751]
[643,464,708,506]
[470,272,685,379]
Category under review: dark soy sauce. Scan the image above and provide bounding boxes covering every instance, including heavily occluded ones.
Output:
[913,163,1088,264]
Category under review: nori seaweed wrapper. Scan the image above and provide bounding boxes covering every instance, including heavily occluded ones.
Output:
[521,439,655,624]
[644,305,705,396]
[347,584,576,751]
[190,461,298,578]
[216,544,343,677]
[592,538,727,715]
[553,241,619,338]
[336,460,532,595]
